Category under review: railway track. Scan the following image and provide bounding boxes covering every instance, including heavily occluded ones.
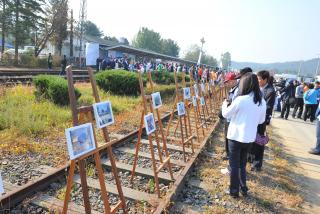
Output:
[0,68,90,85]
[0,105,221,213]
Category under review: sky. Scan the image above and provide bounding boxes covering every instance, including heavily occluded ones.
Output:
[69,0,320,63]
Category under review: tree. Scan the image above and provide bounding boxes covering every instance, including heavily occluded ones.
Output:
[132,27,162,52]
[84,20,103,37]
[183,44,201,62]
[119,37,129,45]
[12,0,45,64]
[103,35,118,43]
[221,52,231,70]
[183,44,218,67]
[34,0,66,57]
[51,0,68,56]
[161,38,179,57]
[69,9,73,57]
[0,0,13,56]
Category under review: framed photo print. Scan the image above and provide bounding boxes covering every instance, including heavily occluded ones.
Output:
[177,102,186,116]
[0,172,4,194]
[151,92,162,109]
[65,123,96,160]
[192,96,197,107]
[183,87,191,100]
[144,113,156,135]
[193,84,199,98]
[200,83,205,92]
[93,101,115,129]
[200,97,205,106]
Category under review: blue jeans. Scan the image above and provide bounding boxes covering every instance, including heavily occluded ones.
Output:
[315,120,320,152]
[228,139,251,194]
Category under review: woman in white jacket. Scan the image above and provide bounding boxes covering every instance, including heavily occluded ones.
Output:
[222,73,266,197]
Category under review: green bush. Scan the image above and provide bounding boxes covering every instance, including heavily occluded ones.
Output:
[33,75,81,105]
[143,71,190,85]
[95,70,141,96]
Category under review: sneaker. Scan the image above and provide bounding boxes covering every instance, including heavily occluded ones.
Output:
[251,167,262,172]
[308,150,320,155]
[225,190,239,198]
[240,186,249,197]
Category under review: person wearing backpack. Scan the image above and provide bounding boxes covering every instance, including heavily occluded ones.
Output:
[279,80,295,120]
[303,83,318,122]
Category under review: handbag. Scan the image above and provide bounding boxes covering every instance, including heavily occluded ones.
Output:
[255,133,269,146]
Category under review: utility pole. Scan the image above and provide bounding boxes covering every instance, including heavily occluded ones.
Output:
[78,0,87,69]
[197,37,205,65]
[298,61,302,77]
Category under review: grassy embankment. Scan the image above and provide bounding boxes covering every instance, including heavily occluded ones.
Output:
[0,82,175,166]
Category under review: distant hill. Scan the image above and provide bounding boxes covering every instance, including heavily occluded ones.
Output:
[231,58,320,77]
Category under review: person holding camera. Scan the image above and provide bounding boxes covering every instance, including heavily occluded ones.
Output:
[222,73,266,198]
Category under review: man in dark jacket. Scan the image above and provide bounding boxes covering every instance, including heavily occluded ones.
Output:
[251,70,276,171]
[280,80,295,119]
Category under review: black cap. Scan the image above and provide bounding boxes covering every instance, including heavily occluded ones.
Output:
[235,67,252,79]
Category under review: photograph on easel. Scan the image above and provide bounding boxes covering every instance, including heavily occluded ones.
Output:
[151,92,163,109]
[144,113,156,135]
[0,172,4,194]
[183,87,191,100]
[177,102,186,116]
[201,83,205,92]
[93,101,115,129]
[192,96,197,107]
[65,123,96,160]
[200,97,205,106]
[193,84,199,98]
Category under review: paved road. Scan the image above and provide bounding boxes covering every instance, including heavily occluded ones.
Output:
[271,112,320,213]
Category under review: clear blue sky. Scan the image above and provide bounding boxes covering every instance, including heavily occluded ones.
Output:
[70,0,320,63]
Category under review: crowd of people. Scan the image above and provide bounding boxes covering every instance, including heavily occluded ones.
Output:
[95,56,229,81]
[220,67,320,198]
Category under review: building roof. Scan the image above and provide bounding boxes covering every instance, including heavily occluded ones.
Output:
[105,45,212,67]
[84,35,119,47]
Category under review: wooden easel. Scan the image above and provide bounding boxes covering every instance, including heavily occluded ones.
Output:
[181,71,200,145]
[63,66,127,214]
[130,70,174,198]
[165,71,195,162]
[190,73,211,128]
[188,71,206,137]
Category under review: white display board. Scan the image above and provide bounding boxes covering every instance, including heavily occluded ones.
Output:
[85,42,99,66]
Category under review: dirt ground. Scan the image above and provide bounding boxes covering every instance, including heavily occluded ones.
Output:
[271,112,320,213]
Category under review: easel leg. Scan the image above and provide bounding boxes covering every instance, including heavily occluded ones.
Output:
[94,153,111,214]
[107,147,128,213]
[148,135,161,198]
[79,160,92,214]
[156,110,174,180]
[179,117,186,162]
[63,160,76,214]
[131,111,144,182]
